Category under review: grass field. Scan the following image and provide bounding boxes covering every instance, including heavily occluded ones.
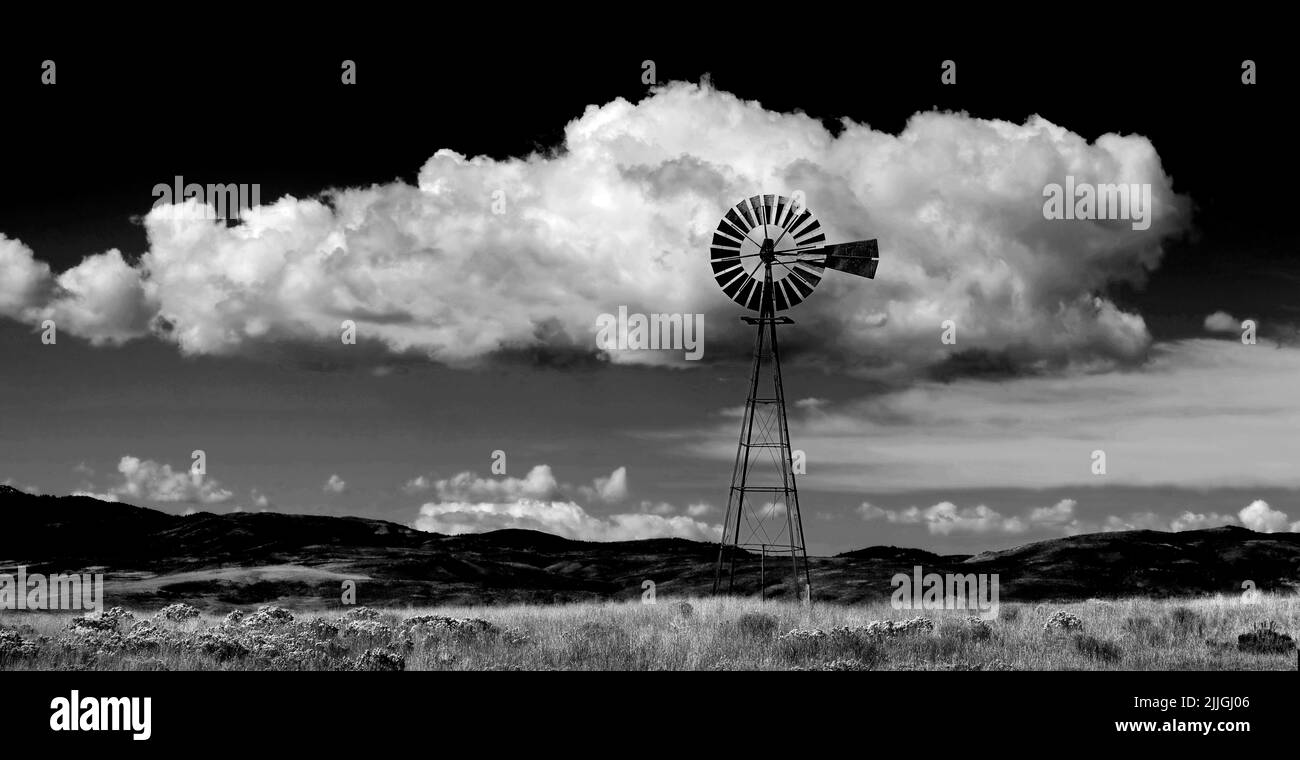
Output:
[2,595,1297,671]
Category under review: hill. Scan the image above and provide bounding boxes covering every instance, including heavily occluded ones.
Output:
[2,485,1297,609]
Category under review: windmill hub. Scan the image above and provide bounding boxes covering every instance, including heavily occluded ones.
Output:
[709,194,881,600]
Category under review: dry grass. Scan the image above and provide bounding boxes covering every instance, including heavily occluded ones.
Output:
[2,594,1297,671]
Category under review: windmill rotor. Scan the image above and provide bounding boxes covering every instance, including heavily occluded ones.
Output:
[710,194,879,312]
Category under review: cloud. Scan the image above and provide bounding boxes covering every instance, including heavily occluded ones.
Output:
[433,465,558,501]
[581,466,628,503]
[71,491,119,502]
[1028,499,1077,526]
[323,474,347,494]
[250,489,271,509]
[414,498,719,542]
[112,456,233,504]
[1204,311,1240,334]
[859,500,1026,535]
[413,464,720,541]
[1237,499,1299,533]
[638,501,676,516]
[1169,511,1236,531]
[0,235,51,321]
[415,464,629,505]
[861,496,1244,538]
[42,249,152,344]
[687,339,1300,492]
[0,82,1189,377]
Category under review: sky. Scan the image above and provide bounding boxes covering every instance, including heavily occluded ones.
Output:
[1,44,1298,555]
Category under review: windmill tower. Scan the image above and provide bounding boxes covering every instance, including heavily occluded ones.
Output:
[709,194,879,599]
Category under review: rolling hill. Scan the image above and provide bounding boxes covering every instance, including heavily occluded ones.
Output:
[2,484,1298,610]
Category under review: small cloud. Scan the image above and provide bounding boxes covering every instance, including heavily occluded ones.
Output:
[403,475,434,494]
[794,398,828,410]
[323,474,348,494]
[639,500,676,516]
[413,463,719,541]
[859,500,1025,535]
[414,498,719,541]
[1028,499,1077,526]
[250,489,271,509]
[1238,499,1299,533]
[581,466,628,504]
[686,503,713,517]
[1204,311,1240,334]
[71,490,119,502]
[112,456,233,504]
[1170,511,1235,531]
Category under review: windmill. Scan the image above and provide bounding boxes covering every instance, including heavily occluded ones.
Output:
[709,193,879,599]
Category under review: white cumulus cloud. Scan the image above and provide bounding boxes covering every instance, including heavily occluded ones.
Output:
[0,82,1189,377]
[1237,499,1299,533]
[859,500,1026,535]
[112,456,233,504]
[414,464,719,541]
[1203,311,1240,334]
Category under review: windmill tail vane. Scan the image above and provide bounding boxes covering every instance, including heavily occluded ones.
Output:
[708,194,880,600]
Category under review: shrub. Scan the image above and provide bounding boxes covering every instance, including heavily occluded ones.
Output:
[352,647,406,671]
[157,603,201,622]
[1043,611,1083,632]
[0,630,40,659]
[69,607,135,633]
[797,657,882,671]
[403,615,499,640]
[777,628,827,659]
[1237,622,1296,655]
[962,617,993,641]
[192,630,251,661]
[243,605,295,628]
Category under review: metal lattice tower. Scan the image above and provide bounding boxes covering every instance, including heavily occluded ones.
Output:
[708,194,880,599]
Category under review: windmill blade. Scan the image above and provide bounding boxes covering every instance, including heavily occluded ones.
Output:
[796,239,879,279]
